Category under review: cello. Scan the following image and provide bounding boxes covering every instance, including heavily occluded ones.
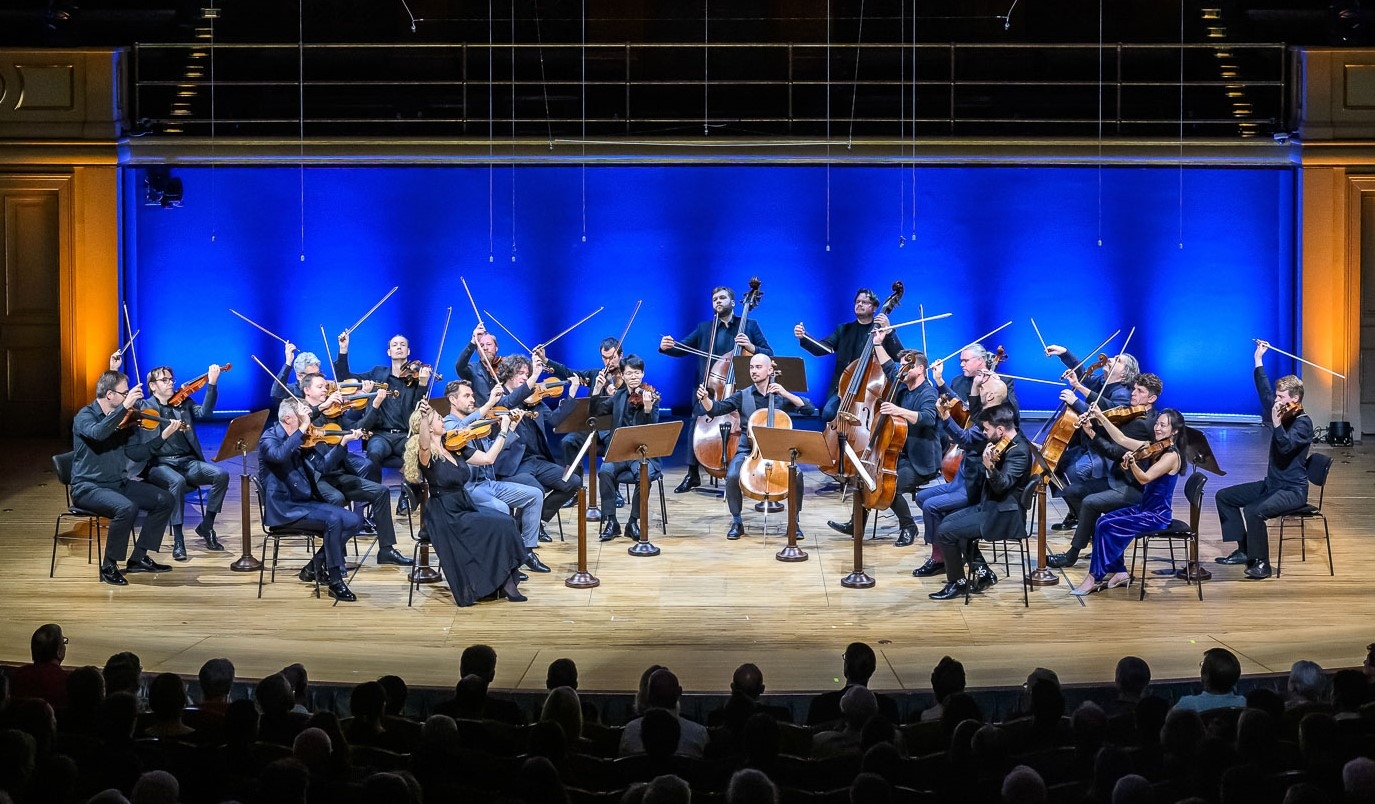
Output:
[859,352,916,511]
[739,363,793,502]
[691,278,764,479]
[1034,353,1109,478]
[822,281,904,472]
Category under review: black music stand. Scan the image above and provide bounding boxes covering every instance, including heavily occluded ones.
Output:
[732,356,808,513]
[553,398,614,522]
[213,409,270,572]
[564,487,600,588]
[751,426,831,562]
[604,421,683,557]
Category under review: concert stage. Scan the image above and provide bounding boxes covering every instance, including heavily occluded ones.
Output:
[2,422,1370,697]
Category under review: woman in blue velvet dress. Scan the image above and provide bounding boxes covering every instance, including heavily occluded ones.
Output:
[1071,407,1186,595]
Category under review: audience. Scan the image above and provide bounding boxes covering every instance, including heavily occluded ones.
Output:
[620,669,709,758]
[805,643,900,726]
[10,625,68,709]
[1174,648,1246,712]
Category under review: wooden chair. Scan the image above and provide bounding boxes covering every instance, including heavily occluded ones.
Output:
[249,475,322,598]
[1273,452,1334,576]
[1129,472,1206,600]
[51,451,104,577]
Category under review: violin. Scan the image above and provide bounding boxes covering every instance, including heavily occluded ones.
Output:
[1277,400,1304,426]
[527,378,569,404]
[443,419,497,451]
[490,406,536,422]
[319,388,399,418]
[938,395,970,428]
[119,407,184,431]
[398,360,433,385]
[331,378,389,394]
[167,363,232,407]
[1126,435,1175,466]
[301,423,368,448]
[986,434,1015,463]
[1079,403,1151,429]
[628,383,657,408]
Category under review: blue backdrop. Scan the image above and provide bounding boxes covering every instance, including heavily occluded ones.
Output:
[122,164,1296,416]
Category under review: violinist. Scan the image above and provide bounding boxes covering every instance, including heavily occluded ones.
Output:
[545,336,625,467]
[793,288,902,421]
[694,352,813,540]
[912,375,1010,579]
[592,355,661,542]
[931,344,1020,411]
[333,332,430,471]
[443,379,548,572]
[490,353,584,529]
[1043,347,1139,525]
[141,364,230,561]
[73,371,179,586]
[660,285,774,493]
[258,399,364,602]
[928,403,1031,601]
[272,343,321,405]
[1213,340,1313,580]
[1047,374,1162,569]
[299,374,413,566]
[453,324,502,402]
[1069,407,1185,595]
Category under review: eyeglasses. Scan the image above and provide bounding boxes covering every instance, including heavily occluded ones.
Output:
[111,388,129,398]
[62,636,69,645]
[155,376,175,384]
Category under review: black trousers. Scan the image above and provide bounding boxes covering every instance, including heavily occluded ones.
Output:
[74,480,175,563]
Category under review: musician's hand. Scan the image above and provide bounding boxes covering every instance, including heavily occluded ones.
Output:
[766,382,784,396]
[981,444,998,470]
[1059,388,1078,405]
[696,384,711,409]
[207,364,221,384]
[123,385,144,409]
[568,375,582,396]
[793,322,806,339]
[872,329,886,346]
[418,399,432,419]
[879,401,901,417]
[326,391,344,408]
[337,330,350,353]
[284,341,297,363]
[1271,400,1285,427]
[372,389,386,408]
[341,428,364,445]
[1080,420,1097,438]
[162,420,185,439]
[500,414,517,434]
[1060,367,1077,383]
[1045,344,1067,357]
[931,359,945,384]
[936,399,951,420]
[419,365,432,381]
[593,370,608,394]
[659,335,675,352]
[734,333,755,353]
[109,352,123,372]
[874,313,890,330]
[1255,339,1270,365]
[473,324,486,345]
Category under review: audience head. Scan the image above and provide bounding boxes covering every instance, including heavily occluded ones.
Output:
[1134,695,1169,746]
[635,664,665,715]
[527,720,568,765]
[197,658,235,702]
[1281,783,1329,804]
[644,774,691,804]
[224,698,260,745]
[98,691,140,743]
[280,663,309,708]
[1110,774,1153,804]
[147,673,188,722]
[727,768,778,804]
[1160,707,1204,757]
[860,741,902,784]
[540,686,584,741]
[7,699,55,755]
[453,674,488,719]
[859,716,898,754]
[459,644,498,683]
[1113,656,1151,700]
[930,656,966,702]
[1000,765,1046,803]
[349,681,386,721]
[516,756,569,804]
[361,771,422,804]
[1245,686,1285,721]
[377,675,408,716]
[839,684,879,730]
[102,651,143,696]
[1365,642,1375,684]
[1287,660,1327,703]
[1332,668,1368,713]
[1089,746,1132,800]
[259,759,309,804]
[546,658,579,690]
[742,712,780,766]
[1071,701,1107,748]
[1345,758,1375,803]
[1028,677,1065,725]
[1236,707,1278,761]
[255,674,294,716]
[130,770,179,804]
[0,729,37,795]
[646,668,684,711]
[1298,711,1338,766]
[29,624,66,665]
[640,708,681,759]
[86,791,129,804]
[972,724,1012,772]
[850,771,892,804]
[421,714,458,746]
[843,642,878,686]
[67,665,105,714]
[940,692,984,741]
[291,726,332,769]
[1199,647,1242,694]
[730,663,766,700]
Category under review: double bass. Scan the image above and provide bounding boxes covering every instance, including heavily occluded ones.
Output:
[739,363,792,502]
[823,281,904,472]
[859,352,916,511]
[692,278,764,479]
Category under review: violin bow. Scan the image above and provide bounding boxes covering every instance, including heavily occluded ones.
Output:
[319,326,340,384]
[1253,339,1347,379]
[252,354,307,405]
[538,305,605,357]
[121,303,143,388]
[1086,326,1136,409]
[482,310,536,356]
[427,306,453,397]
[344,286,398,336]
[1068,329,1122,376]
[229,309,292,346]
[460,277,501,384]
[919,304,928,358]
[1030,318,1049,354]
[876,311,953,333]
[615,300,643,352]
[936,320,1013,365]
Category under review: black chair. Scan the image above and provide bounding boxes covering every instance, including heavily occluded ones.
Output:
[401,483,438,606]
[966,481,1036,607]
[249,475,322,598]
[1273,452,1334,577]
[51,451,104,577]
[1129,471,1206,600]
[619,468,668,534]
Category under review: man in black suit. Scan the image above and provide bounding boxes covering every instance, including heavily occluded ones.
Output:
[929,403,1032,600]
[593,354,662,542]
[333,331,430,469]
[73,371,179,586]
[453,324,502,403]
[805,642,901,726]
[258,399,364,602]
[141,364,230,561]
[793,287,902,422]
[489,353,583,527]
[706,663,794,730]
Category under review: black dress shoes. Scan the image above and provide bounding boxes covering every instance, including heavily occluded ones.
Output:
[195,524,224,551]
[929,579,969,600]
[726,520,744,540]
[298,563,320,583]
[616,492,626,508]
[524,551,552,573]
[328,581,357,602]
[912,558,946,577]
[376,546,415,566]
[1051,513,1078,532]
[562,497,578,509]
[827,519,854,536]
[599,520,621,542]
[100,561,128,586]
[674,473,702,494]
[500,586,528,602]
[1243,559,1273,579]
[1215,549,1249,565]
[360,517,379,535]
[395,496,410,516]
[625,519,641,540]
[171,535,188,562]
[125,555,171,573]
[538,523,553,543]
[1046,551,1079,569]
[973,566,1000,592]
[517,571,529,581]
[894,524,919,547]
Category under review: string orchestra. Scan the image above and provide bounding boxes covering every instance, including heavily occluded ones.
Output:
[70,280,1332,607]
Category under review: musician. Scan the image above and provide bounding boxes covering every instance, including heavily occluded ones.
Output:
[141,364,230,561]
[454,324,502,402]
[911,373,1010,578]
[931,344,1019,410]
[1213,340,1313,580]
[299,374,413,566]
[1045,346,1138,413]
[1047,374,1162,569]
[928,404,1031,600]
[826,335,939,546]
[660,285,774,493]
[491,353,583,527]
[694,353,814,540]
[592,355,661,541]
[273,343,321,403]
[544,336,625,467]
[258,399,363,601]
[73,371,178,586]
[443,379,548,572]
[333,332,430,469]
[793,288,902,421]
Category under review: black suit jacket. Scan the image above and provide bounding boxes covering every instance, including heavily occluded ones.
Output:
[976,431,1033,541]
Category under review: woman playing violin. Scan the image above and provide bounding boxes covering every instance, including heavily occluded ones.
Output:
[591,355,661,541]
[1070,406,1186,596]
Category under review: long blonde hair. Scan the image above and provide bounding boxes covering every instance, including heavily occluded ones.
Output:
[402,407,429,484]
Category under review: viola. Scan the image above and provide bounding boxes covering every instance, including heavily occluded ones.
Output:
[822,280,904,473]
[444,419,497,451]
[739,367,793,503]
[319,388,399,418]
[692,277,763,479]
[167,363,232,407]
[119,407,184,431]
[1277,400,1304,426]
[986,434,1015,463]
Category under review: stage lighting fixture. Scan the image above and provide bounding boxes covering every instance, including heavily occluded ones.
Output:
[144,168,184,208]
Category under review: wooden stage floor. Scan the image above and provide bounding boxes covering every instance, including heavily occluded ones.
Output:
[1,423,1371,696]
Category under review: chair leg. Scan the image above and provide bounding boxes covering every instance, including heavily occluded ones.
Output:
[310,536,321,599]
[1194,536,1204,601]
[1275,518,1285,577]
[1299,519,1307,561]
[258,536,269,598]
[1322,517,1333,576]
[51,519,61,578]
[1019,539,1029,607]
[1139,539,1150,601]
[658,477,668,534]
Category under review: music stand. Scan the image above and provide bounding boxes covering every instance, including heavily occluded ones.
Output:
[604,421,683,557]
[553,398,615,522]
[1025,441,1062,587]
[564,487,600,588]
[213,409,270,572]
[733,356,808,514]
[835,431,876,588]
[751,426,831,562]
